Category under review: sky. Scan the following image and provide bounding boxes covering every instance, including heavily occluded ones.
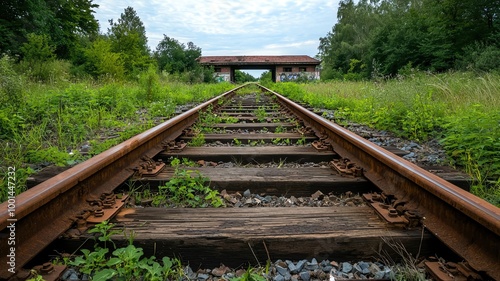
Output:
[92,0,339,77]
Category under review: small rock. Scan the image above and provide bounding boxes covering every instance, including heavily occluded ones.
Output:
[197,273,210,281]
[403,152,415,159]
[299,271,310,281]
[212,265,229,277]
[80,143,90,153]
[322,265,333,272]
[311,191,324,200]
[185,266,197,279]
[318,271,329,280]
[235,269,246,277]
[276,264,288,276]
[274,274,285,281]
[330,261,339,268]
[295,260,307,272]
[61,269,75,280]
[383,266,393,279]
[368,263,381,275]
[305,258,319,270]
[353,263,363,273]
[243,189,252,197]
[374,270,385,279]
[68,273,79,281]
[341,262,352,273]
[287,261,298,274]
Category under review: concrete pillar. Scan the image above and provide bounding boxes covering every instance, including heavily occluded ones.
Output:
[230,67,235,83]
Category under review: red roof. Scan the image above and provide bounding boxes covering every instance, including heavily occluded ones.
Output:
[198,55,320,65]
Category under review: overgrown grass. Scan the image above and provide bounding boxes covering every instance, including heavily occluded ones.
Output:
[0,58,234,202]
[270,72,500,206]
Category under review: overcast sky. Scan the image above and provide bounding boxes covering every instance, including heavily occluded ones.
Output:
[93,0,339,76]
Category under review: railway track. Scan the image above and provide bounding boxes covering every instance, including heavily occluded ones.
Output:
[0,83,498,280]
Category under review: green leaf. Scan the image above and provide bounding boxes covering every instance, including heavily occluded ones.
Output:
[106,257,122,266]
[93,269,117,281]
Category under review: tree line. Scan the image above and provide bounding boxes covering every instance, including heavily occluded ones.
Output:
[318,0,499,80]
[0,2,213,82]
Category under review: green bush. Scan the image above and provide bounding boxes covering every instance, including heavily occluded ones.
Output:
[83,38,125,80]
[0,55,24,109]
[138,65,160,103]
[457,43,500,72]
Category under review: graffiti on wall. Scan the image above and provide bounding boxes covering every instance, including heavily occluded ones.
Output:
[279,72,319,82]
[214,73,230,82]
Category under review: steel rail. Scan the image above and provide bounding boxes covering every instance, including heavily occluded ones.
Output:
[259,84,500,280]
[0,85,243,279]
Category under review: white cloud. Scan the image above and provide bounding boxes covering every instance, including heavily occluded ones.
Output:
[93,0,339,56]
[264,40,319,50]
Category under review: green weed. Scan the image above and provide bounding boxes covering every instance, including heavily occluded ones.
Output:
[296,136,307,146]
[274,125,287,133]
[69,221,184,281]
[233,138,242,146]
[254,106,267,122]
[189,133,205,147]
[87,220,122,249]
[231,266,267,281]
[154,158,224,208]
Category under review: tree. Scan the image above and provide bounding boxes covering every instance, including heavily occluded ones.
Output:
[83,38,125,79]
[20,33,55,65]
[259,71,272,83]
[154,35,202,74]
[318,0,383,79]
[0,0,99,59]
[47,0,100,58]
[0,0,30,56]
[19,33,57,80]
[107,6,152,75]
[318,0,500,77]
[234,70,256,83]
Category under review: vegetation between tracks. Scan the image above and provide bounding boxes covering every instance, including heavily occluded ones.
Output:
[268,71,500,206]
[130,157,224,208]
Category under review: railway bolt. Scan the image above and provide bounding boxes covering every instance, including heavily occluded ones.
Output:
[93,208,104,217]
[40,262,54,274]
[388,208,398,217]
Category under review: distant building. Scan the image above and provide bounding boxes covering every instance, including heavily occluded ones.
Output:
[197,55,321,82]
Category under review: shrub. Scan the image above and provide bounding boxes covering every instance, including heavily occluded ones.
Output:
[0,55,24,109]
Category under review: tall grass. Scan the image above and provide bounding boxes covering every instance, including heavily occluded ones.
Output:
[271,72,500,206]
[0,62,234,202]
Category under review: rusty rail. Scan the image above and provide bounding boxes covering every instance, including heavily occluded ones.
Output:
[0,85,243,279]
[259,84,500,280]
